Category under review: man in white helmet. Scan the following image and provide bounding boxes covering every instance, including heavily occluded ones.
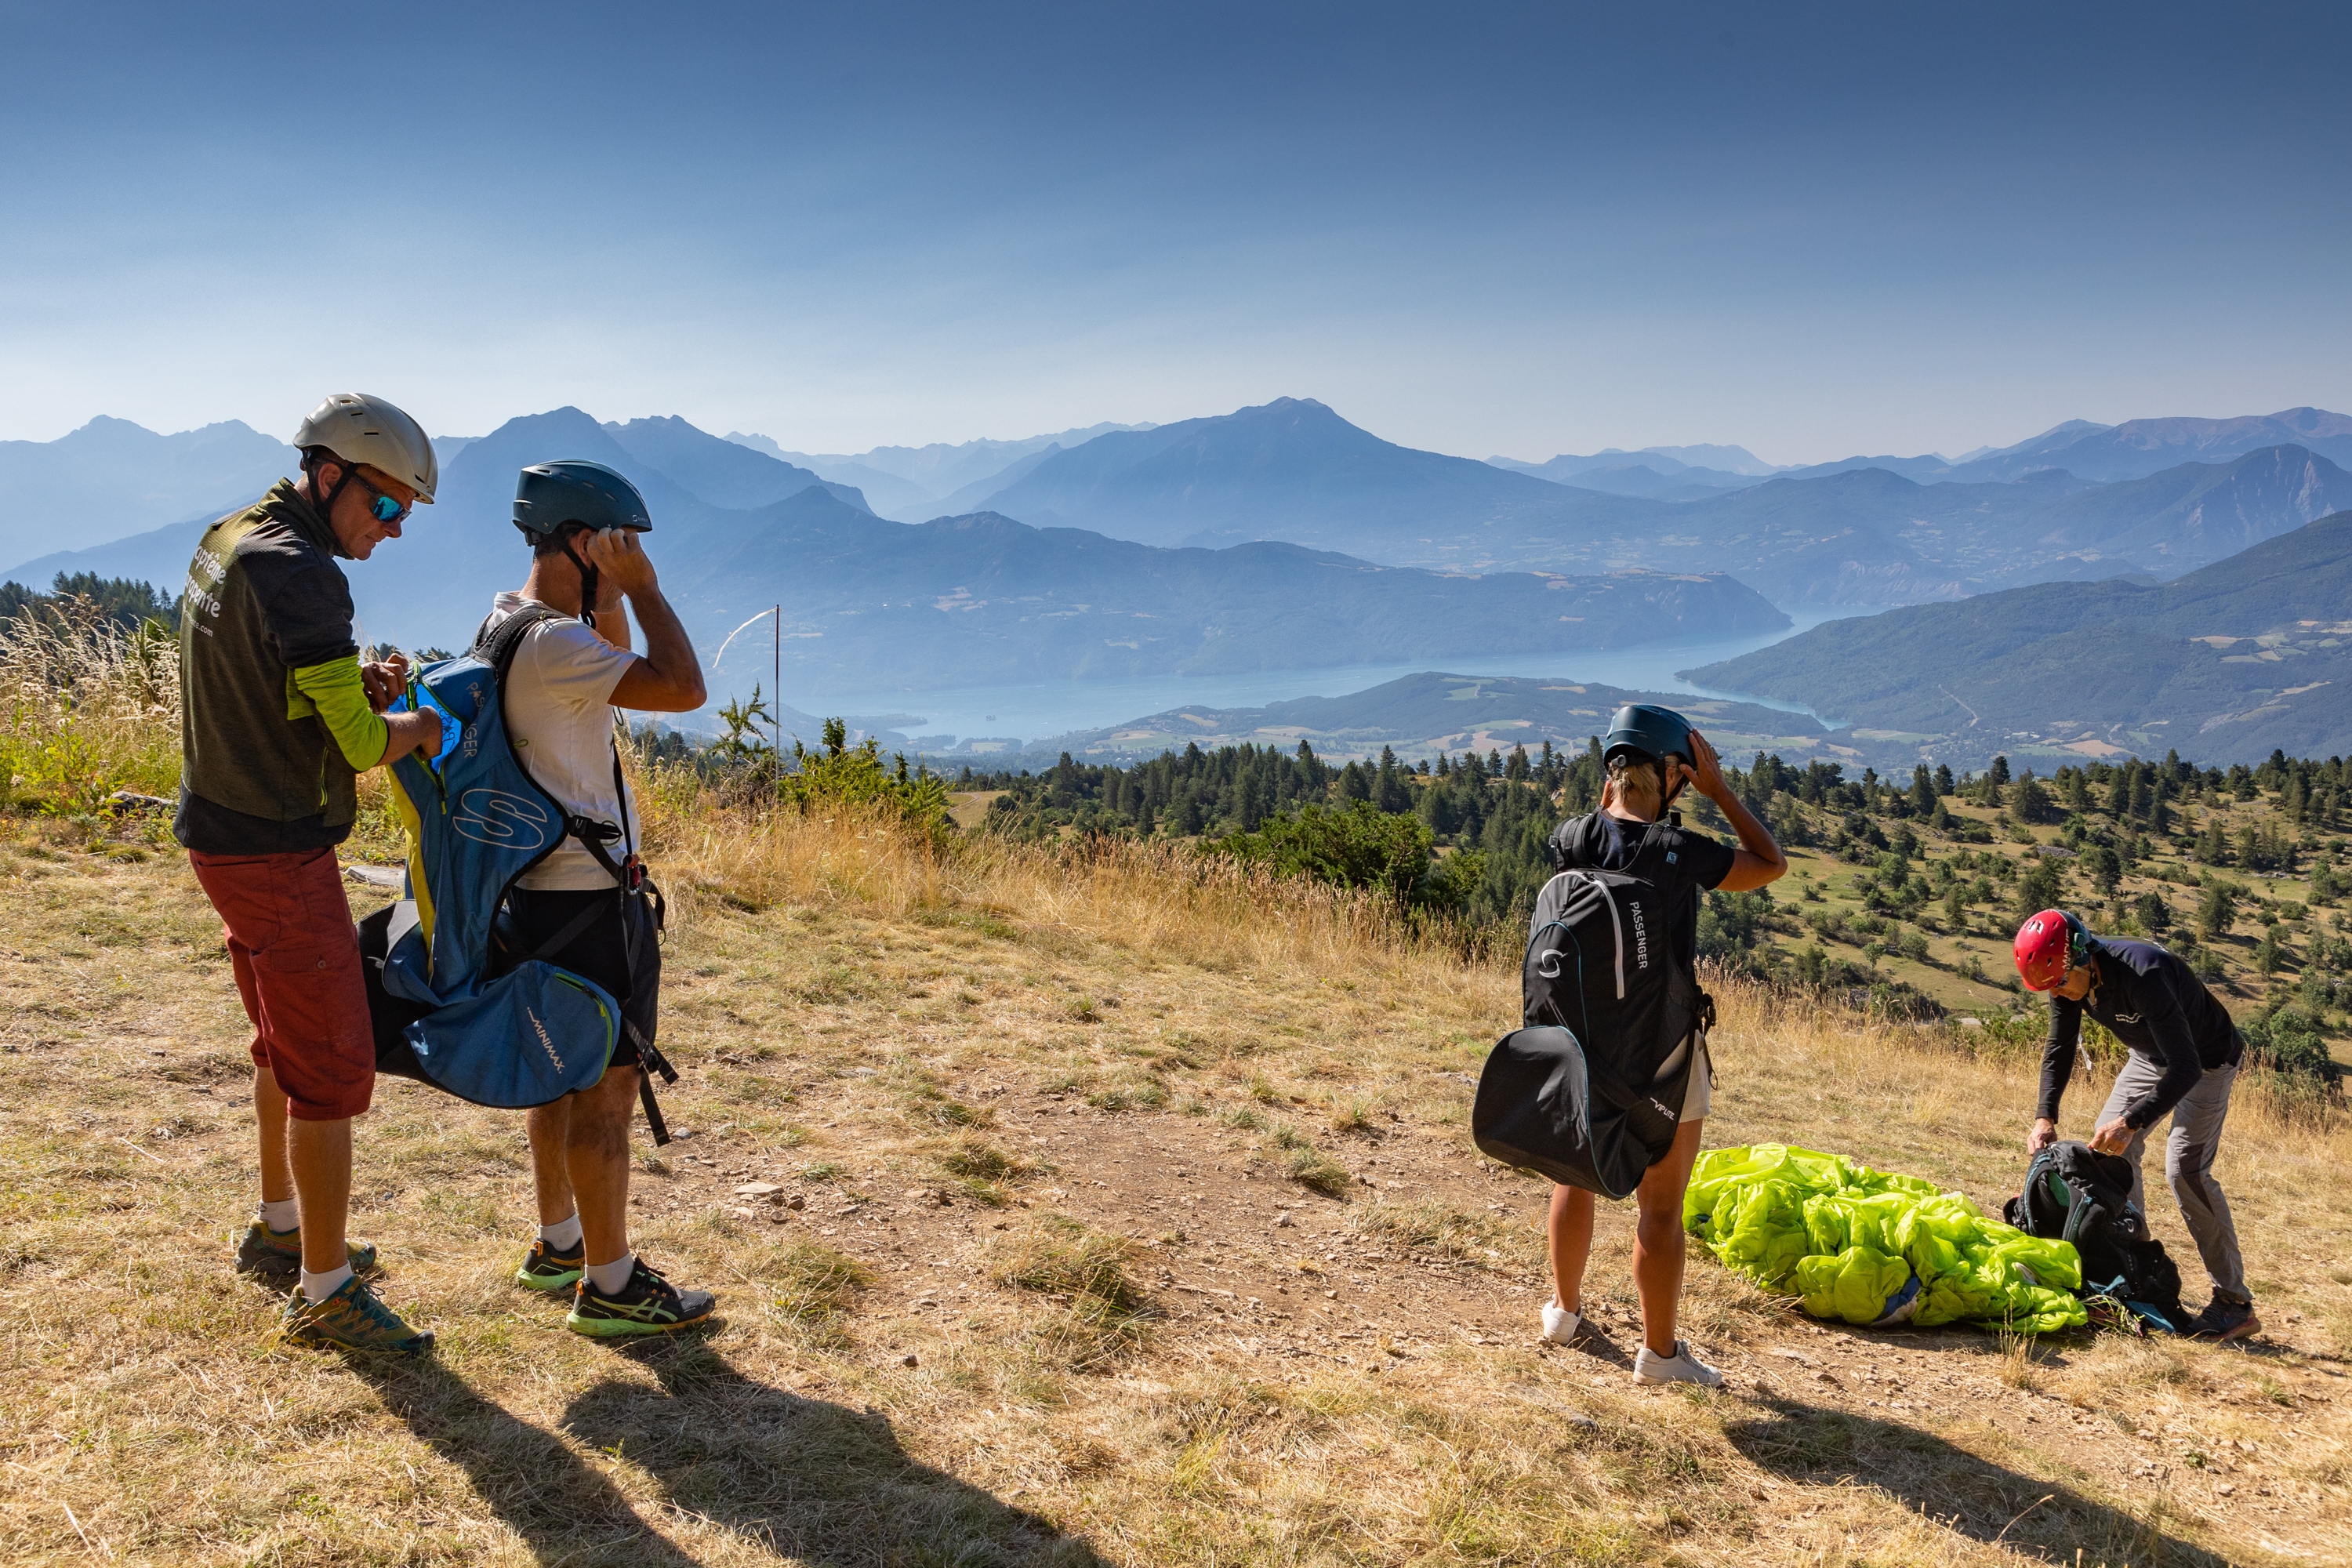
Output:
[178,393,445,1352]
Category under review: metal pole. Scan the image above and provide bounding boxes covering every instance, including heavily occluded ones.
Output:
[772,604,782,795]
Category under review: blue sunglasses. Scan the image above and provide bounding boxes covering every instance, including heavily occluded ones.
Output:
[350,469,413,524]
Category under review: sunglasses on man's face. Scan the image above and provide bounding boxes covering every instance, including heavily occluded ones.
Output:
[350,470,413,524]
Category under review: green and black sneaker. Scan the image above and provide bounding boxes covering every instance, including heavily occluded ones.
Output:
[566,1257,717,1338]
[515,1236,586,1294]
[231,1221,378,1281]
[282,1274,435,1355]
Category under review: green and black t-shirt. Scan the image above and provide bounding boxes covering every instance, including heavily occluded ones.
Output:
[175,480,362,854]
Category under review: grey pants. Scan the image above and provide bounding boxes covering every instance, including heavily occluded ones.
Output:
[2096,1055,2247,1301]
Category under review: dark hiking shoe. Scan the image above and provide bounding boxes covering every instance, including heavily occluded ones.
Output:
[514,1236,586,1294]
[2188,1293,2261,1342]
[566,1258,717,1338]
[283,1274,435,1354]
[232,1221,378,1281]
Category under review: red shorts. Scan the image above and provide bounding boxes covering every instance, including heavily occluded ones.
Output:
[188,848,373,1121]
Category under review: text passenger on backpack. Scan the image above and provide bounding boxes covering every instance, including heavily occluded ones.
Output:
[1541,705,1786,1385]
[2015,909,2259,1341]
[489,459,717,1337]
[186,394,447,1354]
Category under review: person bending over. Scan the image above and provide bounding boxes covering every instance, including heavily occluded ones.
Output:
[189,394,445,1352]
[1541,705,1786,1385]
[488,460,715,1337]
[2016,910,2258,1341]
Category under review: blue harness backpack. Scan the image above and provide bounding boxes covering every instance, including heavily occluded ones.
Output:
[357,604,677,1137]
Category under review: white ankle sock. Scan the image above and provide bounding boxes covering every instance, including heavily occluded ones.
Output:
[539,1213,583,1251]
[300,1263,354,1302]
[584,1253,635,1296]
[260,1198,299,1232]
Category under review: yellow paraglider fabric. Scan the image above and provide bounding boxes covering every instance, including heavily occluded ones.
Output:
[1686,1143,2088,1334]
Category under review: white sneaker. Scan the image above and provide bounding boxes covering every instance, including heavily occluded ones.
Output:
[1540,1300,1581,1345]
[1634,1339,1722,1387]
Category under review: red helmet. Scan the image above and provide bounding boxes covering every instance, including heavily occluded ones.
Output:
[2014,909,2092,991]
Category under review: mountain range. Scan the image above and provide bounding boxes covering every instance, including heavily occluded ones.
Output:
[730,423,1154,522]
[991,670,1841,768]
[13,405,1784,691]
[1686,510,2352,767]
[0,416,298,566]
[942,398,2352,604]
[1778,408,2352,485]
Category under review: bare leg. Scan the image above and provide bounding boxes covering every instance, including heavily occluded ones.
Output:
[524,1098,577,1225]
[1548,1184,1594,1312]
[566,1066,641,1268]
[286,1116,353,1276]
[255,1063,293,1205]
[1633,1119,1706,1358]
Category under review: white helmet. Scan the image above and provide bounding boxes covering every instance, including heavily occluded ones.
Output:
[292,393,437,503]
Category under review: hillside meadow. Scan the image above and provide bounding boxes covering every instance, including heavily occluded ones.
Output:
[2,604,2349,1565]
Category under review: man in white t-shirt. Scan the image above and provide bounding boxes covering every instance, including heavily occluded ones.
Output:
[486,459,713,1337]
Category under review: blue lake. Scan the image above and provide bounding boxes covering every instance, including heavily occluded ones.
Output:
[762,605,1882,749]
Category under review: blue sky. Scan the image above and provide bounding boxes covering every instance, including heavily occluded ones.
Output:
[5,2,2349,463]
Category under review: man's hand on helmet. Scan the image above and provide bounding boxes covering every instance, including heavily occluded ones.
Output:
[583,526,659,599]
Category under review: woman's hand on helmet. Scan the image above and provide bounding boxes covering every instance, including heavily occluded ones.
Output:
[1677,728,1731,803]
[583,525,659,597]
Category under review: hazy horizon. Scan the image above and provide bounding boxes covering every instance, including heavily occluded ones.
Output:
[5,3,2349,464]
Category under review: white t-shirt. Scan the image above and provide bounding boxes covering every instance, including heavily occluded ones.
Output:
[483,592,641,891]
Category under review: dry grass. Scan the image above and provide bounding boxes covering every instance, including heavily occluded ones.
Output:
[0,753,2349,1563]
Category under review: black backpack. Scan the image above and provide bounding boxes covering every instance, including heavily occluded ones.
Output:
[2004,1141,2190,1334]
[1471,814,1713,1199]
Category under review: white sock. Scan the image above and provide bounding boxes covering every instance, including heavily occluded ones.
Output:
[539,1213,583,1252]
[300,1263,354,1302]
[584,1253,635,1296]
[260,1198,299,1232]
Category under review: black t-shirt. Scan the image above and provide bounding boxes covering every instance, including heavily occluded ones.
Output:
[1570,812,1739,973]
[2039,938,2242,1130]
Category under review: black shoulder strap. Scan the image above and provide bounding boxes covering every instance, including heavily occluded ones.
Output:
[471,601,566,684]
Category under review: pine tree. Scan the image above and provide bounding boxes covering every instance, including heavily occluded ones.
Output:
[1933,763,1955,795]
[2198,881,2237,941]
[1910,764,1936,815]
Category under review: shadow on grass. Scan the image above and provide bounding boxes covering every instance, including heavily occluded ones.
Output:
[562,1337,1106,1566]
[350,1356,706,1567]
[1726,1394,2227,1566]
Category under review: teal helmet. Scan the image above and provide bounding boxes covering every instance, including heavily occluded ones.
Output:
[1602,703,1693,771]
[512,459,652,544]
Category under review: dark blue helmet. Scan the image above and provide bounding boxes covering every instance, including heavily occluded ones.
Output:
[1602,703,1693,771]
[512,459,652,544]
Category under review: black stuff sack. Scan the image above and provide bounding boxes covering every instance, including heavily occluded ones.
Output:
[1472,1025,1662,1199]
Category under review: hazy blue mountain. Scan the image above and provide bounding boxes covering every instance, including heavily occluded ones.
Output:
[1486,454,1759,497]
[1420,447,2352,606]
[1686,510,2352,766]
[657,491,1788,689]
[723,434,941,520]
[732,422,1154,502]
[976,397,1569,550]
[1487,448,1773,489]
[1778,408,2352,487]
[602,416,868,513]
[1968,408,2352,482]
[1010,670,1841,767]
[934,445,1065,515]
[1639,444,1781,477]
[1950,418,2111,465]
[0,416,299,565]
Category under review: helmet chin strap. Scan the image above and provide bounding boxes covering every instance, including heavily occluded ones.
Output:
[560,532,601,630]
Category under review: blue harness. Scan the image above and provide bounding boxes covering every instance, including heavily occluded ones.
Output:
[366,605,675,1132]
